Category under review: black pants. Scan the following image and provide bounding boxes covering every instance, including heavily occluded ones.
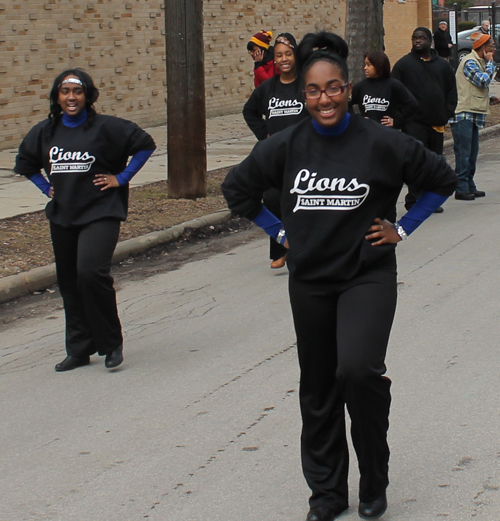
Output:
[50,218,123,358]
[288,268,397,510]
[264,187,287,261]
[403,121,444,210]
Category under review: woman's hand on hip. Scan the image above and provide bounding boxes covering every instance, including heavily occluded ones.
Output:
[365,217,401,245]
[381,116,394,127]
[94,174,119,191]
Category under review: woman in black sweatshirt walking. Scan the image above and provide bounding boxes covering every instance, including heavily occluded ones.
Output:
[222,32,457,521]
[15,69,155,372]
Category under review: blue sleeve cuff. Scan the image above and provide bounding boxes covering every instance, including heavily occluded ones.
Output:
[115,148,155,186]
[29,172,51,197]
[252,206,284,240]
[398,191,448,235]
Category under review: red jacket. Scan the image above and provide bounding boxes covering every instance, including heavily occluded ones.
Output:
[253,48,279,87]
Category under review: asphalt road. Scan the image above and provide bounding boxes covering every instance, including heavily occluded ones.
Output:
[2,137,500,520]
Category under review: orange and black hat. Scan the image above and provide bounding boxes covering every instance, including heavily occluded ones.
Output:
[249,30,273,50]
[471,31,492,50]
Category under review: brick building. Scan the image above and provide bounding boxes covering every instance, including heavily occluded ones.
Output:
[384,0,433,65]
[0,0,345,150]
[0,0,430,151]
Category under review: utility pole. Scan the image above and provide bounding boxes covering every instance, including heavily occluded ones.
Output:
[165,0,207,199]
[345,0,384,85]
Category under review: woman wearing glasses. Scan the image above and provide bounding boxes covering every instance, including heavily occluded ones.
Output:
[223,32,457,521]
[243,33,309,268]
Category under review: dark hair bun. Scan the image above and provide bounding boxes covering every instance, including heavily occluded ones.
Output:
[296,31,348,70]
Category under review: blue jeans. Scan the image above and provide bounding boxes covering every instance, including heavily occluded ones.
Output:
[451,119,479,194]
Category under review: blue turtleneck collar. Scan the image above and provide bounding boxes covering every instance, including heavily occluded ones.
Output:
[312,112,350,137]
[62,108,88,128]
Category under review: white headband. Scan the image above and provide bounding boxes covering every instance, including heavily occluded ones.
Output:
[60,78,83,87]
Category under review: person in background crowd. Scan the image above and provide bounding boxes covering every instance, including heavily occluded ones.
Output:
[480,20,491,34]
[433,21,453,60]
[392,26,457,213]
[350,50,418,129]
[223,31,457,521]
[14,69,156,372]
[450,32,499,200]
[243,33,309,268]
[247,30,278,87]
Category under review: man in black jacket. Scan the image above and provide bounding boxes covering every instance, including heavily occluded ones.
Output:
[392,27,457,211]
[433,21,453,59]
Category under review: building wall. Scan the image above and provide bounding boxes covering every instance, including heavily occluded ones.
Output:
[0,0,166,150]
[384,0,433,66]
[203,0,345,115]
[0,0,345,151]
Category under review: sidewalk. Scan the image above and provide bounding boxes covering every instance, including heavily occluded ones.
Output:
[0,113,257,220]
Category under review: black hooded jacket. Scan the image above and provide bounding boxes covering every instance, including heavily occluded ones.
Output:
[391,48,457,127]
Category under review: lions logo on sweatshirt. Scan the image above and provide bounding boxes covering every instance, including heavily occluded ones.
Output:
[290,169,370,212]
[49,146,96,174]
[268,97,304,118]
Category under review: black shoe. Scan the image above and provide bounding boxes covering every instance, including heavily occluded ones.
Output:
[358,492,387,519]
[433,206,444,213]
[455,192,475,201]
[470,190,485,197]
[306,505,346,521]
[105,345,123,368]
[55,355,90,372]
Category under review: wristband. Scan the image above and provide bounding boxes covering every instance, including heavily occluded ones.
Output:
[393,221,408,241]
[252,206,283,238]
[398,191,448,235]
[115,148,155,186]
[29,172,52,197]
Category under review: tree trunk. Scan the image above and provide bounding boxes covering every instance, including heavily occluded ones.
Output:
[345,0,384,85]
[165,0,207,199]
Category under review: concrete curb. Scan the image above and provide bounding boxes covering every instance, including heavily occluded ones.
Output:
[0,209,232,305]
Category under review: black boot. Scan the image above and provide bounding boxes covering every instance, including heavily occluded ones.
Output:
[105,345,123,369]
[55,355,90,372]
[358,492,387,519]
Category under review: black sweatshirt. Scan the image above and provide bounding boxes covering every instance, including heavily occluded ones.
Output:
[222,116,457,283]
[15,115,155,227]
[243,76,309,140]
[391,49,457,127]
[350,77,418,129]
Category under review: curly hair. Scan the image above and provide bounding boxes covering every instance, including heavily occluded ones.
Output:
[46,68,99,138]
[296,31,349,86]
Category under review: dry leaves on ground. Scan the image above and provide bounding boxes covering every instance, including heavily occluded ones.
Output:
[0,168,230,279]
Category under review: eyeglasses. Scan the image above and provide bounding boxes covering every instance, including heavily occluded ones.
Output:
[302,83,349,100]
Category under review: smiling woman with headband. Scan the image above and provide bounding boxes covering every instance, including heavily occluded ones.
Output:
[243,32,309,269]
[15,68,156,373]
[223,31,457,521]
